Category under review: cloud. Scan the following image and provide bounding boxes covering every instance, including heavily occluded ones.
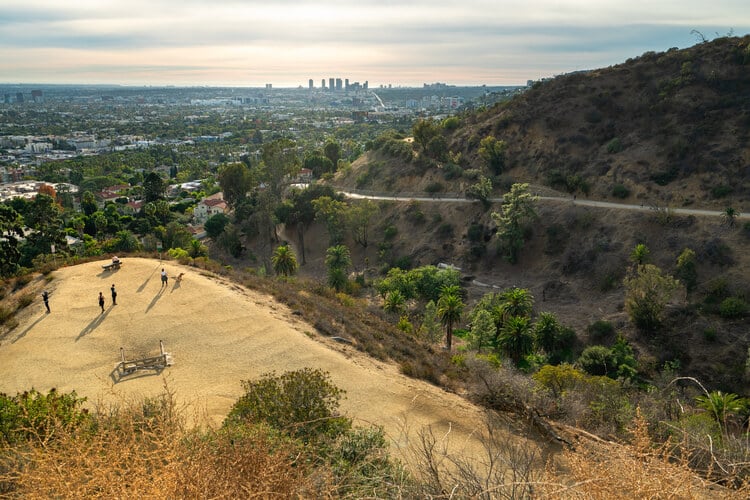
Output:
[0,1,748,85]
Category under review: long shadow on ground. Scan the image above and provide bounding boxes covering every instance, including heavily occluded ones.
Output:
[77,307,113,341]
[11,313,48,344]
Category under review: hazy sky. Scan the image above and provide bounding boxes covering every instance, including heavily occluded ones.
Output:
[2,0,748,87]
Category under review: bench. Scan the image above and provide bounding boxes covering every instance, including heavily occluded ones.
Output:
[116,341,172,376]
[102,261,121,271]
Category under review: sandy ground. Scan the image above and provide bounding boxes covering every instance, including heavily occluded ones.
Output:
[0,258,526,464]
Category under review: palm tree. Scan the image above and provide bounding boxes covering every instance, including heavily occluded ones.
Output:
[695,390,747,428]
[497,315,534,365]
[325,245,351,291]
[437,290,464,350]
[272,244,298,277]
[383,290,406,315]
[629,243,650,265]
[497,287,534,321]
[721,207,739,227]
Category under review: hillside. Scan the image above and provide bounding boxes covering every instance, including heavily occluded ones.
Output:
[457,35,750,207]
[0,258,513,464]
[326,36,750,395]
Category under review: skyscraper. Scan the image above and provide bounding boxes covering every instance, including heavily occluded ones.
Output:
[309,79,314,89]
[329,78,335,91]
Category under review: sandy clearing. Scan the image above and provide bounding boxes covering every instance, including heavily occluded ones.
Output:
[0,258,529,462]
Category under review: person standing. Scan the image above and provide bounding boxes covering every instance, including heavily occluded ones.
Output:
[161,268,168,288]
[111,284,117,305]
[42,290,50,313]
[98,292,105,313]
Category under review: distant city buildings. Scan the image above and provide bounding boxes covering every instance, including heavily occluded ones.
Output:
[308,77,369,91]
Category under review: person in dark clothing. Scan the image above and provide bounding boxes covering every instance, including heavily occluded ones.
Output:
[42,290,50,313]
[161,268,168,287]
[111,284,117,305]
[98,292,105,313]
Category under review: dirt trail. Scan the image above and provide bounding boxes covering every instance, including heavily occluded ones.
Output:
[0,258,530,463]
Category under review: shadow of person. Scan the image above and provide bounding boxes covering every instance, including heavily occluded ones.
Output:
[77,307,113,341]
[11,313,48,344]
[145,287,165,313]
[137,264,161,294]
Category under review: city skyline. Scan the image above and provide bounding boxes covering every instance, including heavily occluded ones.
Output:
[2,1,749,88]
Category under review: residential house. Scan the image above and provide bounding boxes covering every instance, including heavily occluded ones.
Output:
[194,193,228,223]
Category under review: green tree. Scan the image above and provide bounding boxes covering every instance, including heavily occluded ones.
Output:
[498,287,534,321]
[412,119,440,153]
[260,138,301,200]
[468,308,496,352]
[721,206,739,227]
[326,245,351,292]
[465,175,493,209]
[109,230,141,253]
[271,244,299,277]
[418,300,442,343]
[383,290,406,315]
[217,223,244,258]
[204,213,230,239]
[347,200,378,263]
[314,196,347,246]
[20,194,65,265]
[218,162,254,209]
[497,315,534,364]
[143,172,165,203]
[188,238,208,258]
[629,243,650,266]
[533,312,561,353]
[491,183,538,264]
[276,185,340,265]
[675,247,697,293]
[624,264,680,331]
[0,204,24,277]
[80,190,98,216]
[478,136,507,175]
[437,288,464,350]
[695,391,747,428]
[302,153,333,179]
[323,141,341,171]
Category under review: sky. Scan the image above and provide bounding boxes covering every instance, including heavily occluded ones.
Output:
[1,0,749,87]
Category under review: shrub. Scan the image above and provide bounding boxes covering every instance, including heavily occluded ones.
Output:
[16,293,35,310]
[578,345,616,377]
[611,183,630,198]
[436,223,454,238]
[719,297,748,319]
[443,163,464,180]
[424,181,445,194]
[225,369,350,444]
[0,388,89,445]
[606,138,623,153]
[383,225,398,240]
[711,184,733,199]
[587,320,615,341]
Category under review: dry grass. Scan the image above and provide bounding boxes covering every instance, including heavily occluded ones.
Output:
[0,390,327,498]
[539,410,750,499]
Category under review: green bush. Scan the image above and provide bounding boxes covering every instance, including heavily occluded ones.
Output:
[719,297,748,319]
[383,225,398,241]
[611,183,630,198]
[225,369,350,444]
[606,138,623,154]
[711,184,733,199]
[587,320,615,340]
[424,181,445,194]
[578,345,616,377]
[0,388,89,444]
